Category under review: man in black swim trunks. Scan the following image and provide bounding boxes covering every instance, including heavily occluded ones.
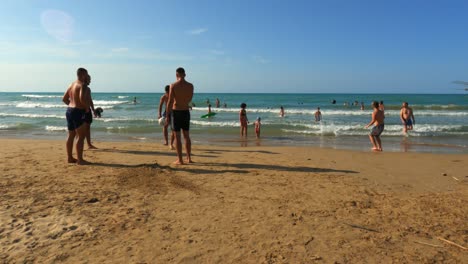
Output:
[83,74,97,149]
[166,67,194,165]
[365,101,385,151]
[62,68,90,165]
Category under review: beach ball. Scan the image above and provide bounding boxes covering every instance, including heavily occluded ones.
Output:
[158,117,165,126]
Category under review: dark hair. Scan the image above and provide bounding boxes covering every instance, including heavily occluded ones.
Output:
[372,101,379,108]
[77,67,87,76]
[240,103,247,108]
[176,67,185,75]
[380,101,384,104]
[165,85,170,93]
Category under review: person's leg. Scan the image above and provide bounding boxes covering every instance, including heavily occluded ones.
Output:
[163,124,169,145]
[170,131,175,150]
[182,130,192,163]
[86,123,97,149]
[368,135,378,150]
[75,125,88,165]
[66,131,77,163]
[174,131,183,164]
[375,136,382,151]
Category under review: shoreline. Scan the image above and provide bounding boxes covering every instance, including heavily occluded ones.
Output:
[1,139,467,262]
[1,132,467,154]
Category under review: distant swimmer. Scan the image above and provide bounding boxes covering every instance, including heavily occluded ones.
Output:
[360,102,365,110]
[280,106,285,117]
[239,103,249,137]
[365,101,385,151]
[83,74,97,150]
[400,102,415,134]
[254,117,262,138]
[314,107,322,122]
[215,98,220,108]
[133,96,137,104]
[158,85,175,148]
[208,104,212,114]
[95,107,103,117]
[62,67,90,165]
[331,99,336,104]
[166,67,194,165]
[379,101,385,112]
[223,102,227,108]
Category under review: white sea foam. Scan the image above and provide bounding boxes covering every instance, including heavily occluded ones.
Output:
[191,120,239,127]
[0,113,64,119]
[45,126,67,131]
[93,100,128,106]
[117,96,129,99]
[22,94,62,98]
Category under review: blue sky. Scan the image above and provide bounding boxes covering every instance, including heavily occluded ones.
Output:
[0,0,467,93]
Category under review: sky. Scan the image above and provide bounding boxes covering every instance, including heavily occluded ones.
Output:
[0,0,467,93]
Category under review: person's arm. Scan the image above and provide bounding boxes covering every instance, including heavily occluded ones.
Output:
[400,109,405,123]
[158,96,165,118]
[62,86,70,105]
[365,112,376,128]
[89,89,95,113]
[166,86,174,124]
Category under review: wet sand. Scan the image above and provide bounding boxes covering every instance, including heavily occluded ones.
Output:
[0,139,467,263]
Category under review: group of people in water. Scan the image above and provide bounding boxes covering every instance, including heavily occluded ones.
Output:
[62,67,417,165]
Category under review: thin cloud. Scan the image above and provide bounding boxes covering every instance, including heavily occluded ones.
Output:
[253,55,270,64]
[111,47,129,53]
[209,49,225,55]
[188,28,208,35]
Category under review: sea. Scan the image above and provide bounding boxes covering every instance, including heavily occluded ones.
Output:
[0,92,467,153]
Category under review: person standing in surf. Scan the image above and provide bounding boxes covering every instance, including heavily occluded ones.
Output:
[239,103,249,137]
[365,101,385,151]
[314,107,322,122]
[400,102,415,134]
[166,67,194,165]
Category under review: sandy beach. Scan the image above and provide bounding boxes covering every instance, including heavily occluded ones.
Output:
[0,139,467,263]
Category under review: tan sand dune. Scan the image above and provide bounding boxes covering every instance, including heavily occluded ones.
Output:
[0,139,467,263]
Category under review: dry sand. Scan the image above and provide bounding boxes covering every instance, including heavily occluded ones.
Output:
[0,139,467,263]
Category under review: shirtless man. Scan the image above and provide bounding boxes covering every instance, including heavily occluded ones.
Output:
[280,106,285,117]
[166,67,194,165]
[365,101,385,151]
[400,102,415,134]
[314,107,322,122]
[158,85,175,148]
[62,68,90,165]
[83,75,97,149]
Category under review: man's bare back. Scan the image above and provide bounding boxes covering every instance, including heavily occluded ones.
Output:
[373,109,385,125]
[64,81,89,110]
[169,79,194,111]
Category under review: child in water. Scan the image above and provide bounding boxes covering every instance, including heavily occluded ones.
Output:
[239,103,248,137]
[254,117,261,138]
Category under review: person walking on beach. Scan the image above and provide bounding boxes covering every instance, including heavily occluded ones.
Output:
[166,67,194,165]
[83,74,97,149]
[280,106,285,117]
[400,102,415,134]
[365,101,385,151]
[158,85,175,148]
[254,117,261,138]
[239,103,249,137]
[314,107,322,122]
[62,68,90,165]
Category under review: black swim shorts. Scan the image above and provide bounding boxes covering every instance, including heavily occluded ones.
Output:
[84,111,93,124]
[370,124,385,137]
[171,110,190,132]
[66,107,86,131]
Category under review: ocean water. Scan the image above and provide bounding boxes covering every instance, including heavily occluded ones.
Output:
[0,92,467,153]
